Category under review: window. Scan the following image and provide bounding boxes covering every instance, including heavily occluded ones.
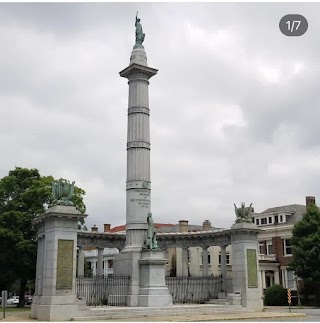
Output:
[259,243,264,254]
[280,215,283,222]
[208,254,211,264]
[284,239,292,255]
[287,270,295,289]
[267,243,273,255]
[268,216,272,224]
[256,219,260,225]
[219,252,230,264]
[275,215,279,223]
[252,217,255,223]
[261,218,267,225]
[108,259,114,268]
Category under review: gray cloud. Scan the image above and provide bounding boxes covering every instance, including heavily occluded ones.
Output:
[0,3,319,231]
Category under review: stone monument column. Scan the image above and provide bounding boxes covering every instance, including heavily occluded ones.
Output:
[121,45,157,250]
[113,15,158,307]
[31,203,87,321]
[230,203,263,310]
[114,15,172,308]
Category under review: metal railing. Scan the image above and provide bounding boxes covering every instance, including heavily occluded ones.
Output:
[76,275,130,306]
[165,275,223,304]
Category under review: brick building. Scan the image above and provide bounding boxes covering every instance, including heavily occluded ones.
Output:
[251,196,313,293]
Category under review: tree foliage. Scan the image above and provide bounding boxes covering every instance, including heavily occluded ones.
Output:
[290,203,320,282]
[0,167,86,306]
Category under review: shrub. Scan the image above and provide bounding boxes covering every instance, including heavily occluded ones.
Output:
[264,284,288,306]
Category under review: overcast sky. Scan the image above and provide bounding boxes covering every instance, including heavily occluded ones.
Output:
[1,2,319,231]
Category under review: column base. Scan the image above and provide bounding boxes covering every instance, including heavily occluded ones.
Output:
[113,249,142,307]
[31,298,87,321]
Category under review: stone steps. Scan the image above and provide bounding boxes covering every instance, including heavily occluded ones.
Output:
[71,304,247,321]
[207,298,231,305]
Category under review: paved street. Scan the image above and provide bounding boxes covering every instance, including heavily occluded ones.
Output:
[242,307,320,322]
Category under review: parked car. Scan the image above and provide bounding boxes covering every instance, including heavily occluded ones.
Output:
[7,296,19,305]
[24,295,33,305]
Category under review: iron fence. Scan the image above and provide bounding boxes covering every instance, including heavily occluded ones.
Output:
[76,275,130,306]
[165,275,222,304]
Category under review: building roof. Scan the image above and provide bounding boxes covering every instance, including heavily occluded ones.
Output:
[254,204,306,224]
[262,204,306,214]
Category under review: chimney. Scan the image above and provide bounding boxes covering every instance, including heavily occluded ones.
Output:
[179,220,188,233]
[104,224,111,232]
[91,224,98,232]
[306,196,316,208]
[203,220,212,231]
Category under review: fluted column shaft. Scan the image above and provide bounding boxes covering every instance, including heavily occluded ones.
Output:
[202,247,209,276]
[120,64,157,250]
[220,245,227,293]
[182,247,189,276]
[97,248,104,276]
[77,247,85,277]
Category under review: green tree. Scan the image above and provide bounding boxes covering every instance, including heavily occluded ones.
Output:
[0,167,86,307]
[290,203,320,282]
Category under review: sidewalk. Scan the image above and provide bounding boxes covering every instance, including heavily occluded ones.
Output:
[0,309,306,322]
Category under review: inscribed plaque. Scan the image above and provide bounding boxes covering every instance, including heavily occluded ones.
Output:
[246,249,258,288]
[56,239,74,290]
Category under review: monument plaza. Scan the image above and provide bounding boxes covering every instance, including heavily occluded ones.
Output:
[30,15,263,321]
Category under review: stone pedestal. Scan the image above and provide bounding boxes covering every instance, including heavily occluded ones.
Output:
[113,250,143,306]
[231,222,263,311]
[138,250,173,307]
[31,205,88,321]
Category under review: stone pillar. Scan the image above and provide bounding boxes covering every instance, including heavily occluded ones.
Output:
[231,222,263,311]
[105,260,109,276]
[91,260,97,276]
[202,247,209,276]
[182,247,189,276]
[220,245,227,293]
[274,270,280,284]
[97,248,104,276]
[261,270,266,289]
[77,247,85,277]
[31,205,88,321]
[121,48,157,250]
[113,42,159,307]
